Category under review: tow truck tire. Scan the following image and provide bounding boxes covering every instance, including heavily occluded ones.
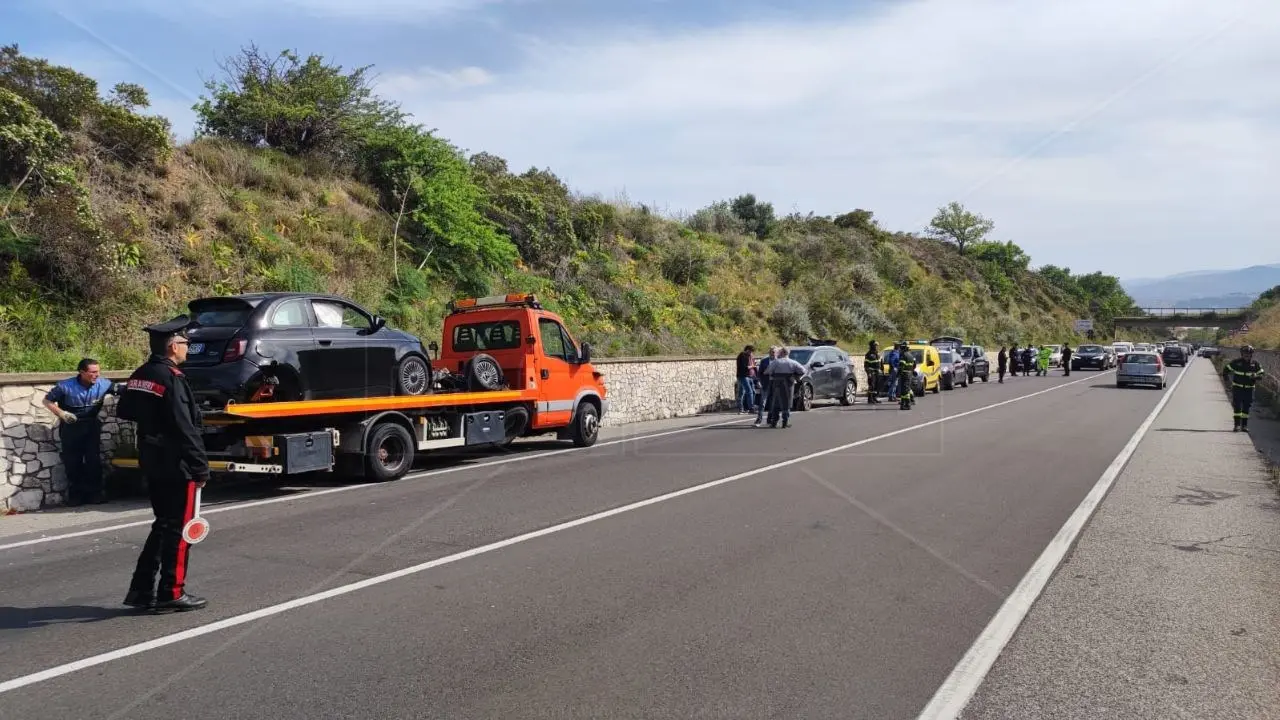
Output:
[466,353,505,391]
[502,405,530,446]
[569,402,600,448]
[364,422,414,481]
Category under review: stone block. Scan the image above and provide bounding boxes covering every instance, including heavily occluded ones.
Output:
[21,474,41,489]
[2,397,29,414]
[1,423,26,439]
[0,482,15,501]
[9,488,43,512]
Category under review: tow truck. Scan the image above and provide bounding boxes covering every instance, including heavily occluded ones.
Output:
[110,294,608,482]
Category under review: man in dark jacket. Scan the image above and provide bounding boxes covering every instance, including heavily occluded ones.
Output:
[735,345,756,413]
[997,346,1008,383]
[864,339,881,403]
[1021,346,1034,377]
[1061,343,1073,376]
[1223,345,1266,432]
[116,316,210,612]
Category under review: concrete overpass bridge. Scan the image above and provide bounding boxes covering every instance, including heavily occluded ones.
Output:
[1113,307,1250,334]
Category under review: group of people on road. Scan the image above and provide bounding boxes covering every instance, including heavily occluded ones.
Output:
[736,345,807,429]
[994,344,1073,382]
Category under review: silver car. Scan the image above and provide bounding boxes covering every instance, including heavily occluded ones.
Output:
[1116,351,1166,389]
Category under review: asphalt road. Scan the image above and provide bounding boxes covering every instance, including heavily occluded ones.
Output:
[0,367,1178,719]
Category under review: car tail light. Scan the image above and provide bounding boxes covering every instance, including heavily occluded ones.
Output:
[223,338,247,362]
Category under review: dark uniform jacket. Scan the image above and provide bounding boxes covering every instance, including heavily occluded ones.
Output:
[1223,358,1265,390]
[116,355,209,480]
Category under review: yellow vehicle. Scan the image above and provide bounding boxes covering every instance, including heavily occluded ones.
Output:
[904,343,942,395]
[877,342,942,396]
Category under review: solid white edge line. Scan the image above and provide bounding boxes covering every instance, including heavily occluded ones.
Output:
[0,370,1104,695]
[915,364,1188,720]
[0,415,755,552]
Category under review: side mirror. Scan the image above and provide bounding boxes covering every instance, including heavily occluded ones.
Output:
[527,335,537,345]
[428,340,439,359]
[810,361,825,369]
[579,342,592,363]
[371,315,386,331]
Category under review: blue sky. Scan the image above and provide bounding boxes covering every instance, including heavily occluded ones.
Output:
[5,0,1279,280]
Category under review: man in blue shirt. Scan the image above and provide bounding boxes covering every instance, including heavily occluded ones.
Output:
[884,343,902,401]
[43,358,120,505]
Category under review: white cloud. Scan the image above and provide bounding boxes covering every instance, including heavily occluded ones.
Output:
[94,0,528,23]
[384,0,1280,276]
[377,66,495,97]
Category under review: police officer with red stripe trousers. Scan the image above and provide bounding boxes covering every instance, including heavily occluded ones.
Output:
[116,316,210,612]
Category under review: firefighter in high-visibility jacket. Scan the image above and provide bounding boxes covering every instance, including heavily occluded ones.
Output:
[1222,345,1265,432]
[863,340,881,404]
[896,342,917,410]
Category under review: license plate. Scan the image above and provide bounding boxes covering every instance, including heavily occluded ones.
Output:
[189,343,205,354]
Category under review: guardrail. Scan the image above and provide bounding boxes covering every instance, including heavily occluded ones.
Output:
[1135,308,1249,318]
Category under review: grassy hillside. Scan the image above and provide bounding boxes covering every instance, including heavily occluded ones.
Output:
[0,45,1141,372]
[1231,287,1280,349]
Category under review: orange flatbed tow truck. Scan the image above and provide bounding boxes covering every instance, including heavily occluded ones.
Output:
[111,294,608,482]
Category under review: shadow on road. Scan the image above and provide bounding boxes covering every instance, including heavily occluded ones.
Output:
[0,604,133,630]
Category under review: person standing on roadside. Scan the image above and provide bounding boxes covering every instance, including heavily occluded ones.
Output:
[116,317,210,612]
[1061,343,1073,376]
[885,342,902,401]
[1222,344,1265,432]
[735,345,756,414]
[765,348,806,428]
[1021,345,1034,377]
[43,358,120,506]
[863,339,881,404]
[997,346,1008,383]
[753,346,778,427]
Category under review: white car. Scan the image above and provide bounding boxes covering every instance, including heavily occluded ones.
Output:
[1116,351,1166,389]
[1045,344,1063,367]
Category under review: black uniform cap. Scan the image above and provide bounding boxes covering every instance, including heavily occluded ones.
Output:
[145,315,193,354]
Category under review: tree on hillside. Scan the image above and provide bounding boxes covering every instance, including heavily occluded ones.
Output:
[926,201,994,253]
[729,193,776,239]
[193,44,403,159]
[833,209,878,234]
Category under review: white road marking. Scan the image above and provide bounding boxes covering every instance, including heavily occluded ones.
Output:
[915,366,1187,720]
[0,415,755,552]
[0,370,1108,694]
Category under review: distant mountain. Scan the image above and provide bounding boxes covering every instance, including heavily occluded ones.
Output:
[1123,264,1280,308]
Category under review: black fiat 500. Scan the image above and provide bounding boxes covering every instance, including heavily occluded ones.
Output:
[180,293,432,407]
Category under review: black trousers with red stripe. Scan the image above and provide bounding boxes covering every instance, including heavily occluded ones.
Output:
[130,475,198,600]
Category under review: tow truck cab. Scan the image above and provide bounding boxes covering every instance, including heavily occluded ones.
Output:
[437,293,608,431]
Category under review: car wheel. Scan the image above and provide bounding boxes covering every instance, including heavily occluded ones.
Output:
[569,402,600,447]
[364,422,415,481]
[466,352,505,391]
[395,354,431,396]
[840,378,856,406]
[942,375,953,391]
[981,372,989,382]
[796,382,814,411]
[931,380,940,394]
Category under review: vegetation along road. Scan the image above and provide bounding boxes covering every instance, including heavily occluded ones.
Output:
[0,44,1151,372]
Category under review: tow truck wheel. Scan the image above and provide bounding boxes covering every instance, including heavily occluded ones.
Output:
[570,403,600,447]
[365,423,414,481]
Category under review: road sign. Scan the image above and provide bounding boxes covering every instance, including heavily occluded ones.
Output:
[1074,319,1093,332]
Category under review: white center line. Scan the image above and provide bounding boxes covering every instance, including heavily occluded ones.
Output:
[0,370,1109,695]
[0,415,754,552]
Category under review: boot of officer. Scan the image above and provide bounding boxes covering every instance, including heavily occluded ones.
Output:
[117,316,211,612]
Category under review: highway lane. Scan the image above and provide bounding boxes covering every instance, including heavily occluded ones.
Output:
[0,368,1176,718]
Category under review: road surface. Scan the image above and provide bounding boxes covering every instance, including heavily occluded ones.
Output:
[0,367,1179,719]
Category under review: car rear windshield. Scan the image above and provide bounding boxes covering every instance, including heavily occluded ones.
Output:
[939,351,955,362]
[452,320,521,351]
[1124,353,1158,364]
[189,299,252,327]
